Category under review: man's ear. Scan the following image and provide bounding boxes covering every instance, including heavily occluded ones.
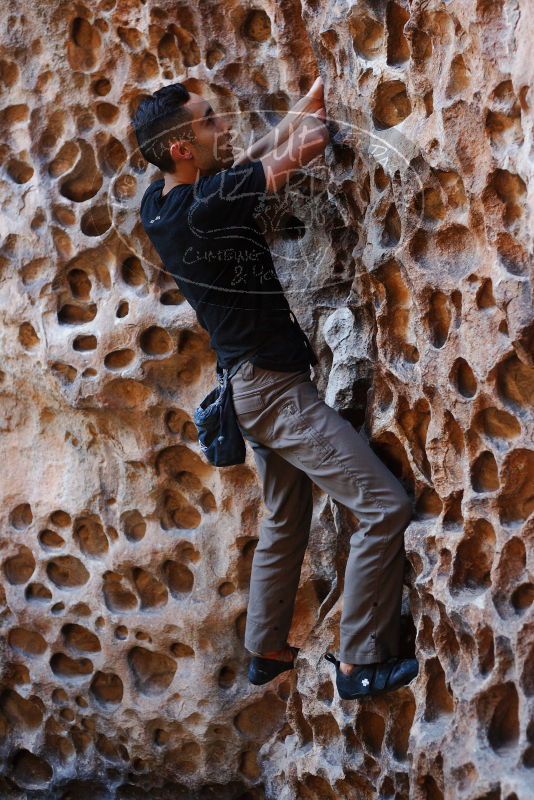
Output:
[169,140,193,160]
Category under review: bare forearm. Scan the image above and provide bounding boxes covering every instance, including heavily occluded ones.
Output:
[254,96,323,154]
[233,83,324,166]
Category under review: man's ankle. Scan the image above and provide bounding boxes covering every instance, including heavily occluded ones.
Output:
[258,644,292,660]
[340,660,375,674]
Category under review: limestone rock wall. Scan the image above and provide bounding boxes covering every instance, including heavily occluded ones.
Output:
[0,0,532,798]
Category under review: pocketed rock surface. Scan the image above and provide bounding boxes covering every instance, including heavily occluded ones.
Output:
[0,0,532,798]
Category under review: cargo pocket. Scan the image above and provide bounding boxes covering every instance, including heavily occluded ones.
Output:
[302,425,336,466]
[279,398,336,468]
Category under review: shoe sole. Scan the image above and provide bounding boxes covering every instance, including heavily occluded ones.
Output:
[338,672,418,700]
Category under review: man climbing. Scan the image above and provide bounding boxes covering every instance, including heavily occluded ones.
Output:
[133,79,418,700]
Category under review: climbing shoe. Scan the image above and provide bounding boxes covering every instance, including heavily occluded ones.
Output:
[248,645,300,685]
[324,651,418,699]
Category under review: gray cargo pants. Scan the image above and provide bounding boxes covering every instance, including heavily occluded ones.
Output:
[229,360,413,665]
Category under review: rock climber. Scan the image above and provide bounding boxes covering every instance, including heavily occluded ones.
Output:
[133,77,418,700]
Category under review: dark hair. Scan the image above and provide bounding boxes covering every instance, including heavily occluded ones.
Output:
[132,83,194,173]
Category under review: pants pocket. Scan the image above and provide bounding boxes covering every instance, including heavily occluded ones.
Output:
[301,425,336,466]
[232,390,265,415]
[279,398,336,468]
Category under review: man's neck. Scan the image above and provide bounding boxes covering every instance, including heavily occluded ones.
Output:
[162,165,222,195]
[162,174,193,195]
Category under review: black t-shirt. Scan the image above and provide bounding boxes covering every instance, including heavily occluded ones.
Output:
[139,159,318,375]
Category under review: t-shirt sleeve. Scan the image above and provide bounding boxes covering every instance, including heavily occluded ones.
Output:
[190,160,266,229]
